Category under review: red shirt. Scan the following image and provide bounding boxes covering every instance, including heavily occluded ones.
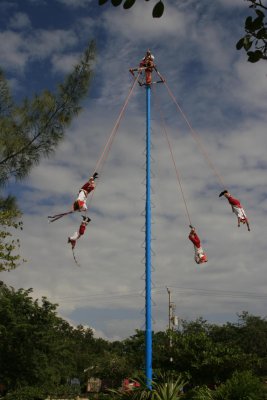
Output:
[189,233,201,248]
[227,196,242,208]
[79,224,86,236]
[81,180,95,194]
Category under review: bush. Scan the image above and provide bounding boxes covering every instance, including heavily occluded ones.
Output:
[184,385,214,400]
[214,370,265,400]
[3,386,45,400]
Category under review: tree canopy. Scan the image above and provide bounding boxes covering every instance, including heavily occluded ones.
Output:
[0,41,95,187]
[236,1,267,62]
[0,196,24,272]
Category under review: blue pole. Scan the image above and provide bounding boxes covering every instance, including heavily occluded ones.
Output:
[145,83,152,389]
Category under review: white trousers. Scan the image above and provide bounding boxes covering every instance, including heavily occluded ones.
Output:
[70,230,80,241]
[194,246,205,262]
[232,206,247,221]
[76,190,88,211]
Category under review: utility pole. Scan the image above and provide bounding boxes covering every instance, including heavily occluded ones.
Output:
[166,287,178,363]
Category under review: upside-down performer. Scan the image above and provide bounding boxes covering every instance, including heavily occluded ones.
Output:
[219,190,250,231]
[48,172,98,222]
[188,226,208,264]
[68,216,91,249]
[72,172,98,212]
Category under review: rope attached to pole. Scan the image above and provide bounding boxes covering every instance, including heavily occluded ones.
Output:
[87,71,141,210]
[163,81,226,190]
[153,86,193,227]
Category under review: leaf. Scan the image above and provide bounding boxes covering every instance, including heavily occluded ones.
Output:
[243,36,252,51]
[247,50,262,63]
[245,16,253,30]
[98,0,109,5]
[111,0,123,6]
[256,28,267,39]
[256,9,265,18]
[236,38,244,50]
[251,16,264,31]
[123,0,136,9]
[152,1,164,18]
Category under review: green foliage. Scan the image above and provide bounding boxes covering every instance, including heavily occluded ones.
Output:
[215,370,265,400]
[152,372,186,400]
[236,1,267,62]
[0,284,76,391]
[185,385,214,400]
[109,372,186,400]
[98,0,165,18]
[2,303,267,398]
[0,41,95,187]
[0,196,24,271]
[164,318,259,387]
[2,385,45,400]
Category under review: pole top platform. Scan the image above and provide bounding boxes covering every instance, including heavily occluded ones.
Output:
[129,50,165,86]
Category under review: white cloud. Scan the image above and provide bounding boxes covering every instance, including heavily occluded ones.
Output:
[0,28,78,73]
[9,12,31,30]
[56,0,92,7]
[26,29,78,59]
[51,52,81,74]
[0,31,28,71]
[102,2,188,42]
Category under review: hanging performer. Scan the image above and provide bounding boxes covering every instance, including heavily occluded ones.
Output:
[139,49,155,85]
[68,216,91,249]
[73,172,98,212]
[219,190,250,231]
[188,226,208,264]
[48,172,98,222]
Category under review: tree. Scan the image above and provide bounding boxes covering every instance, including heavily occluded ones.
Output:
[215,370,266,400]
[0,196,24,272]
[0,284,77,392]
[168,318,256,387]
[0,41,95,187]
[236,1,267,62]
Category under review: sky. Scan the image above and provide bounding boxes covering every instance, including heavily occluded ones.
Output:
[1,0,267,341]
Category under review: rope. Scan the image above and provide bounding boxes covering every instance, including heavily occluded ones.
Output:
[87,71,141,210]
[95,71,141,173]
[163,81,226,190]
[153,86,193,227]
[72,248,80,267]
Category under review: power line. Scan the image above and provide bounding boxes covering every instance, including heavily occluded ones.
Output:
[49,285,267,304]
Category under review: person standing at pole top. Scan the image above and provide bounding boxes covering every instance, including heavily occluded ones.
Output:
[219,190,250,231]
[139,49,155,85]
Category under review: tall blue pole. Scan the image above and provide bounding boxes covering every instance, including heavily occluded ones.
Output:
[145,83,152,389]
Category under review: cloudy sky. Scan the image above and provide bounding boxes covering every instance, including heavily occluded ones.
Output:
[1,0,267,340]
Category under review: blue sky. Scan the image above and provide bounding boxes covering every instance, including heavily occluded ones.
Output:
[2,0,267,340]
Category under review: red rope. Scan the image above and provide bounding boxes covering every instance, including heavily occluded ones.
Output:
[153,86,193,227]
[163,81,226,189]
[87,71,141,210]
